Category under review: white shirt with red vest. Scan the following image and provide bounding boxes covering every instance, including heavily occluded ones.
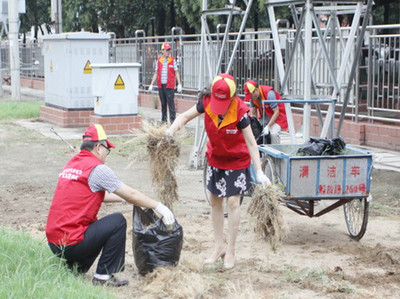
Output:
[155,56,177,89]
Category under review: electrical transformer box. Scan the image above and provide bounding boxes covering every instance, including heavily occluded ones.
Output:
[42,32,110,109]
[91,63,141,116]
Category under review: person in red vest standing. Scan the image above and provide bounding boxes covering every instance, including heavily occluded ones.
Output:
[45,124,174,287]
[167,74,270,269]
[149,42,182,124]
[243,80,288,144]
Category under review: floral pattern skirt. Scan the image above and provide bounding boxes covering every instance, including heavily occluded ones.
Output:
[206,163,253,198]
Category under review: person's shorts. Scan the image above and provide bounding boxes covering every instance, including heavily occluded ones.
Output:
[205,163,253,197]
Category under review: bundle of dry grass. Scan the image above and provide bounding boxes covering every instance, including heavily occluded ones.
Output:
[247,184,287,251]
[141,258,210,298]
[143,121,180,210]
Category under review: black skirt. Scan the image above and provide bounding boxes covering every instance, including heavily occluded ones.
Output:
[205,163,253,198]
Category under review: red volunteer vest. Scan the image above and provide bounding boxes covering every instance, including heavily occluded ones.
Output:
[252,85,288,131]
[45,150,105,245]
[157,56,176,89]
[203,96,251,170]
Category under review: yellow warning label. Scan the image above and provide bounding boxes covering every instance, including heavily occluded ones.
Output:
[114,75,125,89]
[50,60,53,72]
[83,60,92,74]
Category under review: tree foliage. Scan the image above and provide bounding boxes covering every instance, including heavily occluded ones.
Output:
[63,0,171,38]
[17,0,400,39]
[19,0,51,40]
[372,0,400,25]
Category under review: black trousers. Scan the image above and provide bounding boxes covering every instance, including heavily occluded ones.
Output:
[49,213,126,275]
[158,84,176,123]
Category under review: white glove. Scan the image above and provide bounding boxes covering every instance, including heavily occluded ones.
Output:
[155,202,175,225]
[177,84,182,93]
[256,169,271,188]
[148,84,153,92]
[262,126,270,135]
[165,128,172,136]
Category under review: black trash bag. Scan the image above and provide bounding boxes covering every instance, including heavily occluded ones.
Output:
[329,137,346,155]
[250,116,271,144]
[250,116,262,139]
[132,206,183,276]
[257,132,271,145]
[297,137,346,156]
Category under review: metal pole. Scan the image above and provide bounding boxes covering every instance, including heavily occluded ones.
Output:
[303,0,312,141]
[226,0,253,73]
[337,0,373,136]
[268,5,296,144]
[216,4,236,75]
[8,0,21,100]
[51,0,62,33]
[320,4,363,138]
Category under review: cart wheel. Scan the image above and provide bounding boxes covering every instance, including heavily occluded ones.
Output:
[261,155,276,184]
[202,158,243,208]
[343,197,369,240]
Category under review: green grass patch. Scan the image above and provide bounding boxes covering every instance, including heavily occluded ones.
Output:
[0,227,113,298]
[0,101,43,119]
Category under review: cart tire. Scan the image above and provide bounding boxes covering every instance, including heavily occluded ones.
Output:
[343,197,369,240]
[203,158,244,207]
[261,155,276,184]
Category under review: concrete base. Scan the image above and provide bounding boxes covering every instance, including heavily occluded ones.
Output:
[40,105,143,134]
[40,105,94,128]
[90,114,142,134]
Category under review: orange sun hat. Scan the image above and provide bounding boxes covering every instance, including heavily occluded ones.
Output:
[210,73,236,115]
[82,124,115,148]
[243,80,257,102]
[161,42,171,50]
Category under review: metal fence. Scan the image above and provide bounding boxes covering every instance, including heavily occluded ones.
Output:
[0,41,44,79]
[1,24,399,124]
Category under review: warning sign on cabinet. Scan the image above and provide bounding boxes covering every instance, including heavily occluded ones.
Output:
[114,75,125,89]
[83,60,92,74]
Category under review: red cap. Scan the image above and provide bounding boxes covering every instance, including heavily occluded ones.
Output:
[82,124,115,148]
[161,42,171,50]
[210,73,236,115]
[243,80,257,102]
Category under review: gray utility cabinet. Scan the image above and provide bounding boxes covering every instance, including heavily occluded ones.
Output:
[42,32,110,109]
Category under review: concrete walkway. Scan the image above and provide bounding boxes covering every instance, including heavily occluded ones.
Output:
[5,86,400,173]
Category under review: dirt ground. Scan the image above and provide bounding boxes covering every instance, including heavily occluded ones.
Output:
[1,119,400,298]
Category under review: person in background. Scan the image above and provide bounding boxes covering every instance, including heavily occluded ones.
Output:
[45,124,174,287]
[149,42,182,124]
[167,73,270,269]
[243,80,288,144]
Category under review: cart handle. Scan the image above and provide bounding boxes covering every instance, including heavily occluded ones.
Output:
[262,99,335,104]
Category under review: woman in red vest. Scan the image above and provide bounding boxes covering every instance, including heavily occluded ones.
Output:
[244,80,288,144]
[168,74,270,269]
[45,124,174,287]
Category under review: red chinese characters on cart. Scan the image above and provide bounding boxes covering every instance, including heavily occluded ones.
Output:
[293,158,369,197]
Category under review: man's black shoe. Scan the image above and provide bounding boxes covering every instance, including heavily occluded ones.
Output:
[92,275,129,287]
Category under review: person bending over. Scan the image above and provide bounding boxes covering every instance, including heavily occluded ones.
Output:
[45,124,174,287]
